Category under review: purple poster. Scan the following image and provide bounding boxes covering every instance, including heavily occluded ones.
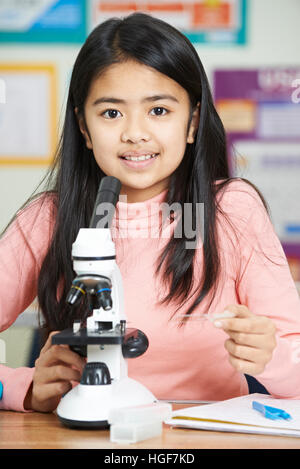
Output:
[214,68,300,282]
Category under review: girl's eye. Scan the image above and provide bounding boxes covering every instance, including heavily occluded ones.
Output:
[101,107,168,118]
[101,109,121,119]
[150,107,168,116]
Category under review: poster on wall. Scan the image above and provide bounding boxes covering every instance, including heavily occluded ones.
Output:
[0,64,57,165]
[90,0,247,45]
[214,68,300,282]
[0,0,86,43]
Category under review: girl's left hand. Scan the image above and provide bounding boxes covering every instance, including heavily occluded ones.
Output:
[212,305,277,376]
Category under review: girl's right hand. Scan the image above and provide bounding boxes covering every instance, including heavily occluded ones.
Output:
[24,331,86,413]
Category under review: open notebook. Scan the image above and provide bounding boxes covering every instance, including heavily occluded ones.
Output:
[164,393,300,437]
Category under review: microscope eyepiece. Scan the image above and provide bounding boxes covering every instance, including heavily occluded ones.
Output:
[89,176,121,229]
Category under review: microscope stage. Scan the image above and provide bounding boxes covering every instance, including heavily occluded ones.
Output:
[52,327,124,345]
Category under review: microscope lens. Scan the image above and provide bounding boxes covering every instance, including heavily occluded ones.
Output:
[66,288,81,305]
[100,290,112,310]
[66,282,86,305]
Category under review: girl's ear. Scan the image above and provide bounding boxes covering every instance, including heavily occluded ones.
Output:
[75,107,93,149]
[187,102,200,144]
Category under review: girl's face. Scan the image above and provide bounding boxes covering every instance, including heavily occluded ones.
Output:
[79,60,199,202]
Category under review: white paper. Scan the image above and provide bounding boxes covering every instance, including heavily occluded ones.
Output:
[0,71,51,159]
[165,393,300,437]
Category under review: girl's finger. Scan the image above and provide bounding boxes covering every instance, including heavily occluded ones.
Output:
[38,344,85,372]
[40,331,62,354]
[221,305,252,318]
[227,355,266,376]
[214,316,275,334]
[34,381,73,402]
[225,338,273,363]
[50,346,86,371]
[225,330,277,351]
[46,364,82,384]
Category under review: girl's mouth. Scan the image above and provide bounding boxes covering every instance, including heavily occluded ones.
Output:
[119,153,159,169]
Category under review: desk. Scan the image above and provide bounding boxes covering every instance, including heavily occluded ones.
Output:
[1,404,300,449]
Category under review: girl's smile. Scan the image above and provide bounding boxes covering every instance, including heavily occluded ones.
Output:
[78,60,199,203]
[119,151,159,169]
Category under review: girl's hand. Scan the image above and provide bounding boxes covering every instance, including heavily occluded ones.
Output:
[212,305,277,376]
[24,331,86,413]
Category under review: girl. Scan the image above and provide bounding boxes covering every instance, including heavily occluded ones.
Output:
[1,13,300,414]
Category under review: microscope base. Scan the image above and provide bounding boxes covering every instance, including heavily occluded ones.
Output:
[58,416,110,429]
[56,376,156,429]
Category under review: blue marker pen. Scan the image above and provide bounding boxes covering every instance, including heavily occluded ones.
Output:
[252,401,292,420]
[0,381,3,400]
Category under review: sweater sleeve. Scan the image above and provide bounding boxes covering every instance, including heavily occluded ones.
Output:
[0,195,55,411]
[227,181,300,398]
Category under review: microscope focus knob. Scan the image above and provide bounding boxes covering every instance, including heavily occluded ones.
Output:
[122,329,149,358]
[80,362,111,385]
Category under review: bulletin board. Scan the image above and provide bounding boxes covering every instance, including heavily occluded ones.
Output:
[90,0,247,45]
[0,0,86,43]
[214,68,300,281]
[0,64,57,165]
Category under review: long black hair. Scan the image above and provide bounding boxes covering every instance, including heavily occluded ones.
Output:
[13,13,269,330]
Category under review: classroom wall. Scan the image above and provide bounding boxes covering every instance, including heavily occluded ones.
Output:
[1,0,300,367]
[1,0,300,232]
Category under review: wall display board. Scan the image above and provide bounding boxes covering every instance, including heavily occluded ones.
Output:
[0,64,57,165]
[0,0,86,43]
[214,68,300,281]
[90,0,247,45]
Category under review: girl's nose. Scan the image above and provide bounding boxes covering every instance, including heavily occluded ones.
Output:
[120,119,151,144]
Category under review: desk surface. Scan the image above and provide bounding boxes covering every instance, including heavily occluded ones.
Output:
[1,404,300,449]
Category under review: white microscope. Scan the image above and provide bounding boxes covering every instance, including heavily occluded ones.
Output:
[52,176,156,429]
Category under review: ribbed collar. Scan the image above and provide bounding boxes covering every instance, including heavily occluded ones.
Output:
[114,189,168,219]
[111,189,169,238]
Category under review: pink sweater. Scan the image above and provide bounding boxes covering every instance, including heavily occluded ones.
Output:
[1,179,300,412]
